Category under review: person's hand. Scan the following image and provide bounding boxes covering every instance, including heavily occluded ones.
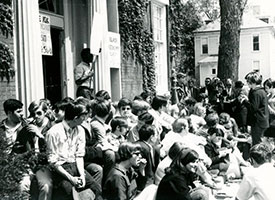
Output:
[27,124,44,139]
[87,70,94,77]
[138,158,147,176]
[76,175,86,188]
[246,136,252,144]
[238,94,248,103]
[70,176,80,186]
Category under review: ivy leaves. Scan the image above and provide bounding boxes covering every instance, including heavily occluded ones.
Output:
[0,2,13,38]
[0,43,14,82]
[118,0,156,94]
[0,1,14,82]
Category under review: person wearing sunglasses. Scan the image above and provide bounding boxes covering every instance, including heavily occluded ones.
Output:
[103,142,146,200]
[116,98,138,130]
[46,102,102,200]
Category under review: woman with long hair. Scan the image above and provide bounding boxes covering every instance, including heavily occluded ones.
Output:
[156,148,209,200]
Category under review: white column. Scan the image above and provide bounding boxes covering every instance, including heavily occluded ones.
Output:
[14,0,44,113]
[89,0,111,94]
[63,0,75,98]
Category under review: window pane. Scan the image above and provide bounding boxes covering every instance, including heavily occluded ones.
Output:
[202,38,208,54]
[253,35,259,51]
[202,44,208,54]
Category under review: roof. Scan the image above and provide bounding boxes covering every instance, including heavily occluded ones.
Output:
[198,56,218,64]
[195,13,274,33]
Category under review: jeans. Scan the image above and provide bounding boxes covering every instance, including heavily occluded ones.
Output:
[102,150,116,184]
[76,86,93,100]
[30,167,53,200]
[53,162,101,200]
[251,125,266,146]
[85,163,103,186]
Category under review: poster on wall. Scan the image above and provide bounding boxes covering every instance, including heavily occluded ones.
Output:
[39,14,52,56]
[106,32,121,68]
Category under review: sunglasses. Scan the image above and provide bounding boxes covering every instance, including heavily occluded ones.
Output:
[132,151,141,156]
[121,107,131,111]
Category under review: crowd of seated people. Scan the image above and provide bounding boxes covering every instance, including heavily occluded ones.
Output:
[2,71,275,200]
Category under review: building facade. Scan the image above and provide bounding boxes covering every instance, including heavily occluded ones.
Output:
[194,14,275,86]
[0,0,170,119]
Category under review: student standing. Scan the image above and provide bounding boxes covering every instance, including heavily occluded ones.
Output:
[241,71,269,145]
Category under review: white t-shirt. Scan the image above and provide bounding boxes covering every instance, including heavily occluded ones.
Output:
[236,163,275,200]
[154,156,172,185]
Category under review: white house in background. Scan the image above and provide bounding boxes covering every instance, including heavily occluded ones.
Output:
[194,14,275,86]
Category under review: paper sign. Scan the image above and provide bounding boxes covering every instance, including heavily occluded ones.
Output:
[39,14,52,56]
[106,32,121,68]
[90,13,103,55]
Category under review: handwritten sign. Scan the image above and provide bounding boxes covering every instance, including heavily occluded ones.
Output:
[106,32,121,68]
[39,14,52,56]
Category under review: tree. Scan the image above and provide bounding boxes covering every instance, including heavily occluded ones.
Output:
[169,0,202,75]
[191,0,220,22]
[217,0,248,82]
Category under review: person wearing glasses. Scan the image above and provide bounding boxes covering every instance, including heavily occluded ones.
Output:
[116,98,138,130]
[46,101,102,200]
[103,142,147,200]
[236,142,275,200]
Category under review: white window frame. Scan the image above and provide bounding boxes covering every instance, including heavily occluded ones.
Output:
[201,37,209,55]
[152,1,168,93]
[252,34,260,52]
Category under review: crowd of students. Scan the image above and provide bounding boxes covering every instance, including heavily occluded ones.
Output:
[1,70,275,200]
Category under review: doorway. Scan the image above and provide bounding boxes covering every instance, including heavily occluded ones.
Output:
[42,28,63,105]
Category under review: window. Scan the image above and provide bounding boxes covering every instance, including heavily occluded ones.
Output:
[153,5,163,42]
[212,68,216,75]
[253,35,259,51]
[152,2,167,92]
[39,0,64,15]
[201,37,208,54]
[253,60,260,72]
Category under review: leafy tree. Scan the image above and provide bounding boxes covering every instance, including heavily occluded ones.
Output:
[169,0,202,75]
[191,0,220,22]
[217,0,248,82]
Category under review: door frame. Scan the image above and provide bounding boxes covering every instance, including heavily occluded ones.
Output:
[39,10,67,99]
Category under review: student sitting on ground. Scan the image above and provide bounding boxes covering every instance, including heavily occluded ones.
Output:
[156,148,209,200]
[103,142,147,200]
[205,127,249,179]
[236,142,275,200]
